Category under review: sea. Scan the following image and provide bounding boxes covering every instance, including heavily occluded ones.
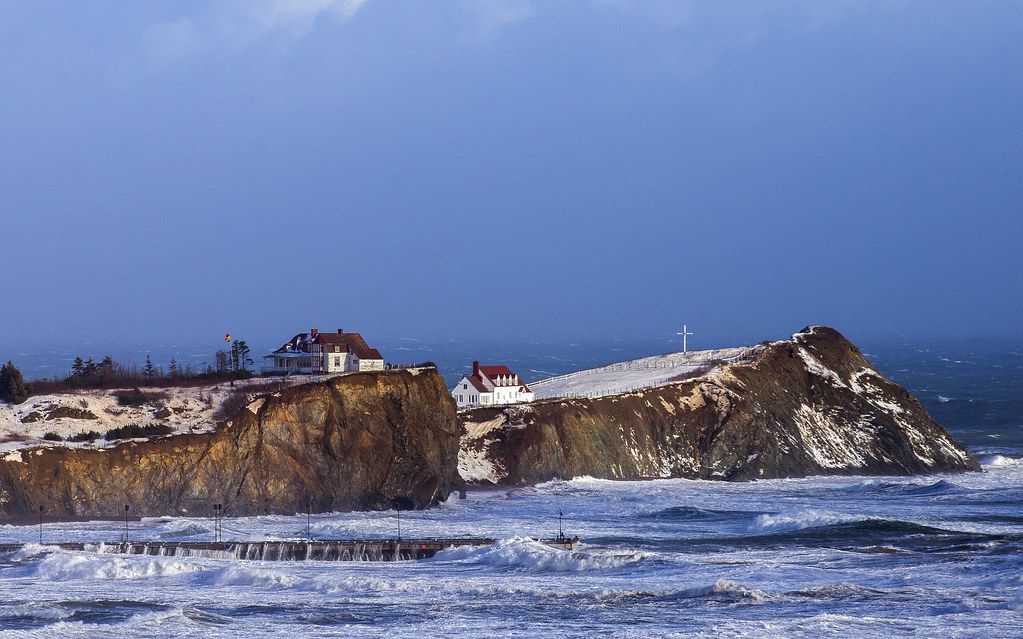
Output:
[0,337,1020,637]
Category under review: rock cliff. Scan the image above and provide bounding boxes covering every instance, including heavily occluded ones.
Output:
[0,370,463,518]
[460,327,980,485]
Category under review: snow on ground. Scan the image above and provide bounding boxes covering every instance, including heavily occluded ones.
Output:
[0,375,339,453]
[528,345,761,400]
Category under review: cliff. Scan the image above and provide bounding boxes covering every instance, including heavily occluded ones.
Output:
[0,369,464,518]
[460,327,980,485]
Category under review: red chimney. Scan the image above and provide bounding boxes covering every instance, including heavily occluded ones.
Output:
[310,328,318,337]
[473,361,480,377]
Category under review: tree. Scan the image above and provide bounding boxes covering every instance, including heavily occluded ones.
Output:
[144,354,154,379]
[169,358,180,379]
[215,350,229,373]
[230,340,253,373]
[0,361,27,404]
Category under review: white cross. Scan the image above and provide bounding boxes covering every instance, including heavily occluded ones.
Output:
[677,324,693,353]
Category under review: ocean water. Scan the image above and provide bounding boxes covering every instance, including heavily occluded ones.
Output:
[0,338,1020,637]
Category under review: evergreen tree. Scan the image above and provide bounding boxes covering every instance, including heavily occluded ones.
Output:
[144,355,154,379]
[0,361,27,404]
[169,358,180,379]
[71,356,85,378]
[230,340,253,372]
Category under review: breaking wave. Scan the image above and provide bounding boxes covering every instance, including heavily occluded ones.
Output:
[32,551,201,581]
[433,537,647,572]
[750,510,869,534]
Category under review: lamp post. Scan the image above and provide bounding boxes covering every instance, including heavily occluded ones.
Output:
[213,504,222,543]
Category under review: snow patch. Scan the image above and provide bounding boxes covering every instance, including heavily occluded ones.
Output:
[528,345,759,400]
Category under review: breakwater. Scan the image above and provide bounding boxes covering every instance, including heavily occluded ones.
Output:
[0,537,577,561]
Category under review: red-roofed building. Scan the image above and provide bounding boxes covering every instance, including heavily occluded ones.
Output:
[451,361,535,409]
[262,329,384,375]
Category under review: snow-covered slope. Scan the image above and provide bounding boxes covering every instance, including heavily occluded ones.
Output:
[0,376,336,453]
[528,346,760,400]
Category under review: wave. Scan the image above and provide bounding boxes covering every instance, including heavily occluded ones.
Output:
[643,506,753,522]
[839,479,964,497]
[154,524,213,539]
[750,510,869,534]
[32,551,202,582]
[651,579,771,604]
[432,537,648,573]
[982,454,1023,469]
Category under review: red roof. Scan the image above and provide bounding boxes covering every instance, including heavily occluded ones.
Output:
[465,376,489,393]
[274,330,382,361]
[478,365,515,380]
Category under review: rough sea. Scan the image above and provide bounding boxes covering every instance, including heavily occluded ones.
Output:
[0,337,1020,637]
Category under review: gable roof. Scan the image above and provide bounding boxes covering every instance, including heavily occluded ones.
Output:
[272,329,382,360]
[462,375,489,393]
[342,332,383,361]
[478,365,515,380]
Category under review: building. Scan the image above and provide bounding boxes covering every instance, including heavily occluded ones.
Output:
[262,329,384,375]
[451,361,535,409]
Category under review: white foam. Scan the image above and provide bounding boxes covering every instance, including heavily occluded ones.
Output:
[434,537,647,572]
[33,551,202,581]
[750,510,867,534]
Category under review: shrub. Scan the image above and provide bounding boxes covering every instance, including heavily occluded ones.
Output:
[42,432,63,441]
[69,431,100,443]
[215,387,251,420]
[104,423,174,440]
[115,388,169,407]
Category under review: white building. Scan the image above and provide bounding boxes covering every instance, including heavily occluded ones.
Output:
[451,361,535,409]
[262,329,384,375]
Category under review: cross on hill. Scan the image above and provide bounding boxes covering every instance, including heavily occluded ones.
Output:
[676,324,694,353]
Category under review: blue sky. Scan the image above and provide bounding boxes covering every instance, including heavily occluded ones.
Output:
[2,1,1021,353]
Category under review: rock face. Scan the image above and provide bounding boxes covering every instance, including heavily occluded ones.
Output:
[0,370,464,518]
[460,327,980,485]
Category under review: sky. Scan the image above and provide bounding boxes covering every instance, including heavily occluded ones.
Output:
[2,0,1022,359]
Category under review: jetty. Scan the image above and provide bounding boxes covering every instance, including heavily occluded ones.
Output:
[0,537,578,562]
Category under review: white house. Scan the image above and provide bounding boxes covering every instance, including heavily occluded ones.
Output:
[451,361,535,409]
[262,329,384,375]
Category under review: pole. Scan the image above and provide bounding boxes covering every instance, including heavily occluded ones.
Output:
[124,504,130,544]
[397,506,401,541]
[39,505,43,545]
[559,509,564,540]
[307,502,311,542]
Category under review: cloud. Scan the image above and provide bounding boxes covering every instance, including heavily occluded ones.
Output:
[143,0,369,62]
[458,0,535,43]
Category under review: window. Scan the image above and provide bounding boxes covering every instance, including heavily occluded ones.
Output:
[463,383,467,389]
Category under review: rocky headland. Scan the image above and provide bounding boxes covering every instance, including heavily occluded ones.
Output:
[0,369,463,518]
[0,327,979,519]
[460,327,980,485]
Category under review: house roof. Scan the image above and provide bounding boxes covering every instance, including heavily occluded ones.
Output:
[271,329,382,360]
[478,365,515,380]
[465,375,489,393]
[343,332,383,361]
